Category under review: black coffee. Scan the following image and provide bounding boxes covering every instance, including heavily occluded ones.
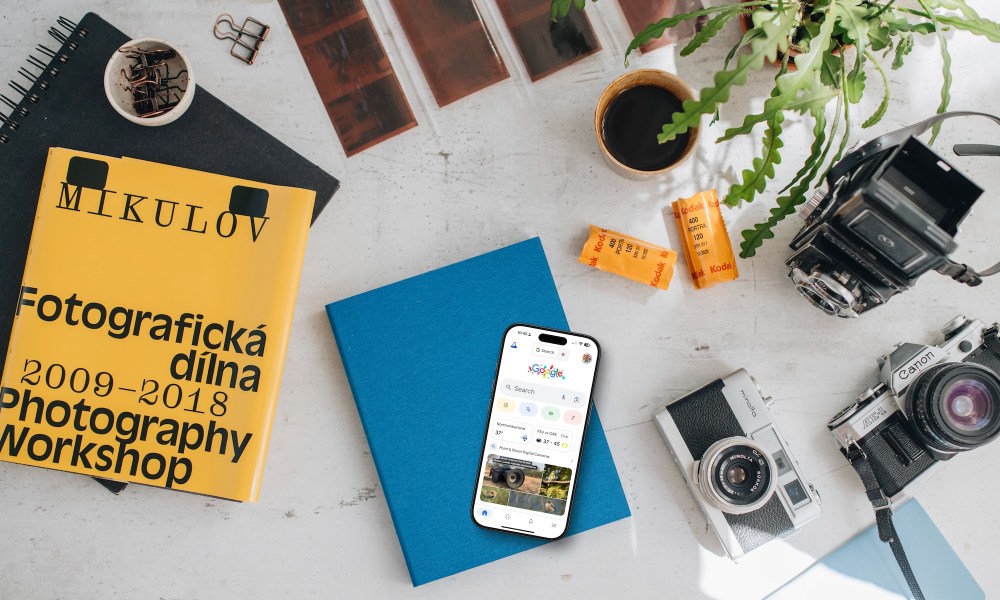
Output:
[601,85,690,172]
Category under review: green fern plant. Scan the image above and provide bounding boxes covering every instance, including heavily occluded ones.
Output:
[552,0,1000,257]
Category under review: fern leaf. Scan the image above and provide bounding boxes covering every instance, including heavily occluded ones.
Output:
[550,0,567,20]
[779,109,828,194]
[837,1,870,104]
[724,112,785,206]
[658,8,796,143]
[724,25,763,71]
[934,14,1000,42]
[916,0,952,143]
[626,2,771,64]
[738,221,778,258]
[681,9,738,57]
[885,10,936,34]
[719,84,836,141]
[739,179,810,257]
[819,55,852,174]
[869,24,891,51]
[931,0,981,20]
[740,117,832,257]
[717,6,837,143]
[862,51,890,128]
[780,1,836,90]
[892,33,914,69]
[845,66,866,104]
[741,96,841,257]
[550,0,588,20]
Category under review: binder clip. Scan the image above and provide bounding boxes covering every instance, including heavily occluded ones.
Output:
[214,14,269,65]
[117,46,187,119]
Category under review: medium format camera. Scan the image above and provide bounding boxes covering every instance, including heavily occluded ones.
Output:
[786,112,1000,318]
[654,369,821,560]
[829,316,1000,497]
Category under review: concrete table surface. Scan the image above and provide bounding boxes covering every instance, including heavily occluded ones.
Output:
[2,1,999,598]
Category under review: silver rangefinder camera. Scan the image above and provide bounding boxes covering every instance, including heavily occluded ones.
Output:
[654,369,821,560]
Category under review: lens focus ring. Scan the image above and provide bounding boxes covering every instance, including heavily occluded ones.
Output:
[697,437,777,515]
[906,362,1000,453]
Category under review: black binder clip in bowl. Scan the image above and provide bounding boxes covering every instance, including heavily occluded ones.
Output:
[103,37,195,126]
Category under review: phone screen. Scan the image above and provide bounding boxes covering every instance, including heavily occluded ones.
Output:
[471,324,600,539]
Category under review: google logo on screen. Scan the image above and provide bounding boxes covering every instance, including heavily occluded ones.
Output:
[528,364,566,380]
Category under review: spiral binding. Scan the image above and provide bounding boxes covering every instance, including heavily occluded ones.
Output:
[0,16,88,145]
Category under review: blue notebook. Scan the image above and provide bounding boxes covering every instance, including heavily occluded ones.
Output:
[768,499,982,599]
[325,238,631,586]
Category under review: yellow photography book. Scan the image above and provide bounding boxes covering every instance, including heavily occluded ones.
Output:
[0,148,315,501]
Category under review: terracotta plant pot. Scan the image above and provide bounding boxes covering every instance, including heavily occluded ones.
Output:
[739,11,851,71]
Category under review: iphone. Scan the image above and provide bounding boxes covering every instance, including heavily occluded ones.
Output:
[471,324,600,539]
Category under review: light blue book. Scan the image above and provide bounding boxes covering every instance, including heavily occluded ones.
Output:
[769,499,982,599]
[325,238,631,586]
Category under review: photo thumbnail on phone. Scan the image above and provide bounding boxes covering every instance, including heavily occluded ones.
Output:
[479,454,572,516]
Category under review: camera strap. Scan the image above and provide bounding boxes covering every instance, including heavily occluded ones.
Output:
[829,111,1000,185]
[937,259,1000,287]
[845,445,926,600]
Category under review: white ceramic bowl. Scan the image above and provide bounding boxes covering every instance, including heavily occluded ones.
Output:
[103,37,195,126]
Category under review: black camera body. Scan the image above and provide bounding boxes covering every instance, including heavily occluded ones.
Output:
[787,136,983,318]
[489,465,525,489]
[829,316,1000,497]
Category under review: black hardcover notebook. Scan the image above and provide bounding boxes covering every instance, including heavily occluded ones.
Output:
[0,14,340,494]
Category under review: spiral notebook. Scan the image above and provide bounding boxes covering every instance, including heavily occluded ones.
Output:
[0,13,340,493]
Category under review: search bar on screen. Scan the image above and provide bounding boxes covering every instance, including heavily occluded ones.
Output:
[499,379,584,408]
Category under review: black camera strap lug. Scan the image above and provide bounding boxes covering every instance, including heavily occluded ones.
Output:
[938,259,1000,287]
[846,446,926,600]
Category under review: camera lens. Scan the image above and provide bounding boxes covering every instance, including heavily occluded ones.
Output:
[789,268,859,318]
[505,468,525,489]
[727,465,748,485]
[943,379,993,433]
[698,437,777,514]
[907,363,1000,452]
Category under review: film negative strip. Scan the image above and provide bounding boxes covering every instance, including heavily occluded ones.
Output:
[616,0,704,53]
[496,0,601,82]
[278,0,417,156]
[388,0,509,107]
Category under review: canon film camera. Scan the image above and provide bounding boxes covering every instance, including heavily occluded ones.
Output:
[787,112,1000,318]
[654,369,821,560]
[829,316,1000,497]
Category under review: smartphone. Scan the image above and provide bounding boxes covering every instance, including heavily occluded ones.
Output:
[471,324,600,539]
